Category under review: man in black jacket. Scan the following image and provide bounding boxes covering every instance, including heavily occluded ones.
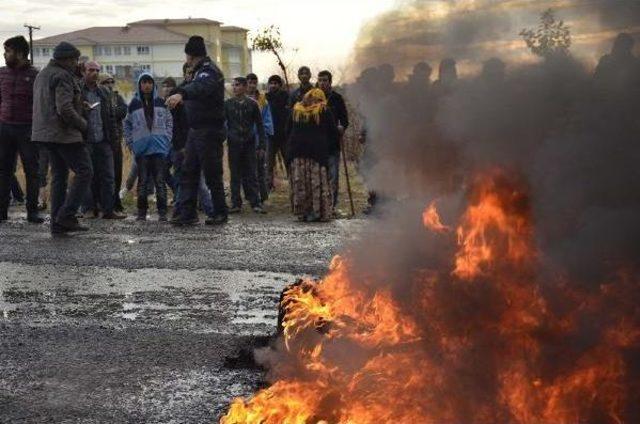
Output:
[265,74,289,190]
[166,36,227,226]
[318,70,349,211]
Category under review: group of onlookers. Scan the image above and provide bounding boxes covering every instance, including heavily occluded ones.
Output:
[0,34,351,234]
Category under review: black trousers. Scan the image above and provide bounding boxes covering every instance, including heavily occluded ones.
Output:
[46,143,93,223]
[112,142,123,209]
[86,142,116,215]
[179,127,227,220]
[267,135,287,187]
[229,140,260,208]
[136,154,167,214]
[0,123,39,215]
[38,145,50,188]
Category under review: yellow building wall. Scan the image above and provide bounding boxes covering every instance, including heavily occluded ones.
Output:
[221,29,251,76]
[78,46,94,60]
[165,23,223,65]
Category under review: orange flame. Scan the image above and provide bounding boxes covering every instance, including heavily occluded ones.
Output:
[221,169,638,424]
[423,201,451,233]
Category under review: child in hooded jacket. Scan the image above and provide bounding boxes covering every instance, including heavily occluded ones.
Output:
[124,73,173,221]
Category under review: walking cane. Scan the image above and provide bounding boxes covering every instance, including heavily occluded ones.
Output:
[340,132,356,218]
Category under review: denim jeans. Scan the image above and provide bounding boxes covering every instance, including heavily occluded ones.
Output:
[136,154,167,214]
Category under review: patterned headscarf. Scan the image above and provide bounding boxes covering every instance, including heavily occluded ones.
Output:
[293,88,327,125]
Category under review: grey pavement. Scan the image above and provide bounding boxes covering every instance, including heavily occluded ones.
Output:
[0,211,361,423]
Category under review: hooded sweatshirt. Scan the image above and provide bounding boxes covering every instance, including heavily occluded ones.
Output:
[124,73,173,158]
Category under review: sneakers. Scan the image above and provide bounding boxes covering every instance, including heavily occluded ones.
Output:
[228,206,241,214]
[253,205,267,215]
[158,213,168,222]
[136,211,147,222]
[205,214,228,226]
[103,212,127,220]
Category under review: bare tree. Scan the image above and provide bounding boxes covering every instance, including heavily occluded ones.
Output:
[520,9,571,58]
[252,25,290,88]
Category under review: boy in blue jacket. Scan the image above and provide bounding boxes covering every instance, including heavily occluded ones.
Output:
[124,73,173,221]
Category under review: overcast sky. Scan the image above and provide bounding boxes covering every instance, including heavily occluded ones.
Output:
[0,0,397,81]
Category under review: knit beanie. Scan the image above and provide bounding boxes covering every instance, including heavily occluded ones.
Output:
[184,36,207,57]
[53,42,81,60]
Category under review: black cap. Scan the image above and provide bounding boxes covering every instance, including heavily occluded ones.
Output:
[53,42,81,60]
[185,36,207,57]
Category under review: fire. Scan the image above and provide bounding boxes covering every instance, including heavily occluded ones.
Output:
[453,171,533,280]
[422,201,451,233]
[221,170,639,424]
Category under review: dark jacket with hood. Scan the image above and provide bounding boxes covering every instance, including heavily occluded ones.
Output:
[31,59,87,144]
[175,57,225,130]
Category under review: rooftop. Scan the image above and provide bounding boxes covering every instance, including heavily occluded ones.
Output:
[35,25,189,45]
[221,26,249,32]
[128,18,222,26]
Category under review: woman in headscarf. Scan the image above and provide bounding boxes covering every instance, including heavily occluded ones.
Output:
[286,88,339,222]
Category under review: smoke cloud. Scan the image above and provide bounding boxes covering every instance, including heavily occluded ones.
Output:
[353,0,640,76]
[228,2,640,423]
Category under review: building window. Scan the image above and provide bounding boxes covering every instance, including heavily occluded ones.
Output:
[114,46,122,56]
[42,48,51,57]
[93,46,101,56]
[105,65,114,74]
[227,48,241,63]
[34,48,40,57]
[123,46,131,55]
[140,64,151,71]
[115,65,133,79]
[137,46,150,55]
[103,46,112,56]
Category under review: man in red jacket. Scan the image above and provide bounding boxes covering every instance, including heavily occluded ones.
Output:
[0,36,42,223]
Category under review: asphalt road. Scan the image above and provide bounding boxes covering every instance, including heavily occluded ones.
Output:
[0,211,360,423]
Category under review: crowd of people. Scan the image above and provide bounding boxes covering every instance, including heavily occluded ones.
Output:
[0,35,351,234]
[3,31,637,235]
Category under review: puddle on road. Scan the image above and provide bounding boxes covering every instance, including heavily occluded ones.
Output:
[0,262,305,335]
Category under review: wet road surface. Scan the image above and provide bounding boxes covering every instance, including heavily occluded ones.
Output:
[0,213,361,423]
